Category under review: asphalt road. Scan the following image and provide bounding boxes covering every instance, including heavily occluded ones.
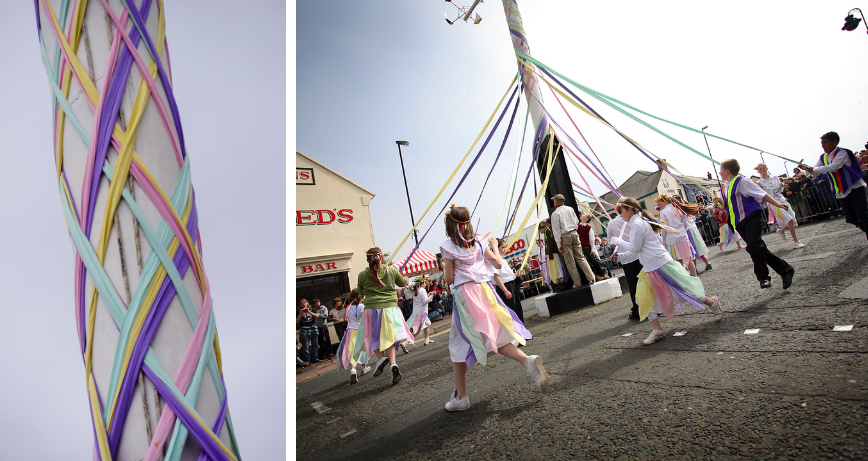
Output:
[296,217,868,460]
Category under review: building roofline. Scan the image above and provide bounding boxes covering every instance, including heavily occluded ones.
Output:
[296,150,376,196]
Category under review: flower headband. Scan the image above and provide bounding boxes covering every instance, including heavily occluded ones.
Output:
[444,203,470,223]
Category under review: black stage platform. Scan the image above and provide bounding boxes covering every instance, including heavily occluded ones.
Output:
[538,274,629,317]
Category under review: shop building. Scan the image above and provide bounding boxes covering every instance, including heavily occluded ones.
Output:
[296,150,377,307]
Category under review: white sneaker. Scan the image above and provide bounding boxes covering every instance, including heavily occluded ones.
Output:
[793,242,805,249]
[349,370,358,384]
[643,330,666,345]
[710,296,724,322]
[361,365,372,375]
[373,357,388,376]
[444,390,470,411]
[424,338,433,345]
[778,229,787,240]
[525,355,549,393]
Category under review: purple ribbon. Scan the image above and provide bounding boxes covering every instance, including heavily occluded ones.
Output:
[106,198,199,454]
[369,309,383,352]
[654,267,707,312]
[399,84,520,273]
[504,104,549,237]
[471,94,521,218]
[451,303,478,369]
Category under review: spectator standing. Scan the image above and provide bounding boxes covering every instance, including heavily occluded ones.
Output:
[799,174,817,218]
[784,177,807,220]
[578,212,611,280]
[599,238,614,271]
[330,298,348,342]
[297,299,319,363]
[312,299,332,359]
[401,284,414,319]
[812,174,840,217]
[550,194,597,289]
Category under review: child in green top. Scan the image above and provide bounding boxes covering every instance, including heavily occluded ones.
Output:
[355,247,414,385]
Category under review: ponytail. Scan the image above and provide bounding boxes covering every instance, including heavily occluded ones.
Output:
[671,196,701,216]
[618,197,663,231]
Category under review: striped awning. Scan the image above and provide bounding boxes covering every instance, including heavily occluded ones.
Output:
[392,249,440,276]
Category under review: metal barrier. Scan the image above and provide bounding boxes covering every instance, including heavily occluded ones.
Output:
[786,185,842,224]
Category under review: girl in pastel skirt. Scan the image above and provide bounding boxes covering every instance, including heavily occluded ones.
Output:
[673,195,713,271]
[335,289,372,384]
[400,282,435,351]
[355,247,415,385]
[440,205,548,411]
[712,198,747,250]
[609,197,724,346]
[655,194,698,276]
[657,194,713,273]
[756,163,805,249]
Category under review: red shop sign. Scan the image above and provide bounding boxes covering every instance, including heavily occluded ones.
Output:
[296,209,354,225]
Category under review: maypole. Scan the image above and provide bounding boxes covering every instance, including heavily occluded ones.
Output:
[501,0,580,217]
[33,1,239,460]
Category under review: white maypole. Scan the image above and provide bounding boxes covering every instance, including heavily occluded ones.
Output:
[501,0,547,135]
[33,1,239,460]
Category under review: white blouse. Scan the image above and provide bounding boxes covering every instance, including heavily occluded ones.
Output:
[609,214,674,272]
[440,240,492,287]
[606,215,638,264]
[346,303,365,330]
[757,175,787,203]
[412,288,433,315]
[486,259,517,283]
[659,204,688,245]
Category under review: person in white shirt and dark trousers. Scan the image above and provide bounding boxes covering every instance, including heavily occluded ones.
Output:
[800,131,868,241]
[490,238,524,323]
[720,159,795,290]
[550,194,597,291]
[608,213,643,320]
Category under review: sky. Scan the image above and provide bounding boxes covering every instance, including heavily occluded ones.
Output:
[0,1,285,459]
[296,0,868,263]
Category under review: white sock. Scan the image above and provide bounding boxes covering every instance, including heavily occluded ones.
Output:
[350,368,357,374]
[653,329,664,333]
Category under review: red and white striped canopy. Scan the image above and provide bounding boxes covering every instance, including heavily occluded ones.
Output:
[392,249,440,276]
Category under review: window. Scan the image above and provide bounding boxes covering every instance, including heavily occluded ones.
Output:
[639,201,647,210]
[296,272,350,312]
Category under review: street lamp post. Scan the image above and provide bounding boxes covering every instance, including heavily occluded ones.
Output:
[842,8,868,34]
[701,126,723,196]
[396,141,419,246]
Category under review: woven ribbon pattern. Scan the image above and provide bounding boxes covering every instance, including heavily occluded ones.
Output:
[34,1,240,460]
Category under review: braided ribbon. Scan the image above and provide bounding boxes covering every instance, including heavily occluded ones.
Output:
[34,1,239,460]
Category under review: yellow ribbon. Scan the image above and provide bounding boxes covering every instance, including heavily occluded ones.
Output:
[388,74,518,264]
